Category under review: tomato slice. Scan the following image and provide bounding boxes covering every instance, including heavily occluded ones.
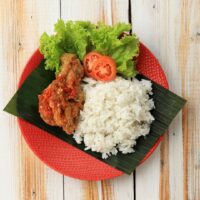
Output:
[91,56,116,82]
[83,52,102,76]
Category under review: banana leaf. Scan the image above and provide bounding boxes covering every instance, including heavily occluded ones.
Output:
[4,60,186,174]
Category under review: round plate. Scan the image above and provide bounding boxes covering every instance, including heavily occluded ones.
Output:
[18,43,168,180]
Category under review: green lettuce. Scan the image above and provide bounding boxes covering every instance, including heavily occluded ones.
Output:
[40,20,94,73]
[39,20,139,77]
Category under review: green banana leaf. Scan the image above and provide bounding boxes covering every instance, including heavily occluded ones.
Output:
[4,60,186,174]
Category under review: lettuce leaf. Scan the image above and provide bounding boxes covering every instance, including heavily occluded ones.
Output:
[90,23,139,77]
[40,33,64,73]
[54,20,94,60]
[110,36,139,77]
[89,23,131,55]
[39,20,139,77]
[40,20,94,73]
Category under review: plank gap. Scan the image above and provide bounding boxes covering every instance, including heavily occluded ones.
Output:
[133,171,136,200]
[59,0,62,19]
[128,0,132,34]
[63,175,65,200]
[129,1,135,199]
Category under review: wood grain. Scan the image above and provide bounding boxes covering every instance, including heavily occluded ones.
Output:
[102,1,135,200]
[60,1,103,198]
[61,1,134,200]
[0,0,63,200]
[157,1,184,199]
[111,0,129,24]
[160,132,170,200]
[17,0,62,199]
[45,169,63,200]
[1,0,200,199]
[20,0,64,199]
[131,1,162,199]
[131,0,184,199]
[178,1,191,200]
[178,0,200,199]
[83,181,99,200]
[131,0,200,200]
[17,0,46,197]
[20,142,46,200]
[0,1,21,199]
[101,180,114,200]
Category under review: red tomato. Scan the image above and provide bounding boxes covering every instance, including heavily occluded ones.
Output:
[91,56,116,82]
[83,52,102,76]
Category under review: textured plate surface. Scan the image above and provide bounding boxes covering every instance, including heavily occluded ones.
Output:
[18,43,169,180]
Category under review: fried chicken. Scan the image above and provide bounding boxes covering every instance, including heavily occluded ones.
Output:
[38,53,84,134]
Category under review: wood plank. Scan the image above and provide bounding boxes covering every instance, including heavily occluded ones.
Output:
[83,181,101,200]
[151,2,183,199]
[61,1,102,199]
[160,133,170,200]
[159,2,184,199]
[131,0,199,199]
[109,2,135,199]
[61,1,134,200]
[178,0,200,199]
[0,0,63,199]
[178,1,192,198]
[148,1,187,199]
[131,1,162,199]
[0,2,21,200]
[61,0,103,22]
[111,0,130,24]
[17,0,64,199]
[45,169,63,200]
[130,0,185,199]
[135,148,161,200]
[1,0,199,199]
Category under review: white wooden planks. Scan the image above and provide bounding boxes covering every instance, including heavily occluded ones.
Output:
[61,2,102,199]
[61,0,134,199]
[110,1,135,200]
[1,0,199,199]
[17,0,64,199]
[61,0,103,22]
[45,168,63,200]
[131,1,162,199]
[0,0,64,199]
[178,0,200,199]
[157,1,184,199]
[0,2,21,200]
[111,0,130,24]
[131,0,200,199]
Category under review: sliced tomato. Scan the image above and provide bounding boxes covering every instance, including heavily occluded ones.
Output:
[91,56,116,82]
[83,52,102,76]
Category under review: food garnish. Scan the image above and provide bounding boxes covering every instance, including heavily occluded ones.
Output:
[83,52,102,77]
[91,55,116,82]
[83,52,116,82]
[39,20,139,78]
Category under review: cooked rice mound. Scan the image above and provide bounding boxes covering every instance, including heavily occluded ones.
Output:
[73,77,154,159]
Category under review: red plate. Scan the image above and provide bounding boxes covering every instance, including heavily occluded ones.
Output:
[18,43,168,180]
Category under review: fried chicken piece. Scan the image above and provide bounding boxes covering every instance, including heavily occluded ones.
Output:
[38,53,84,134]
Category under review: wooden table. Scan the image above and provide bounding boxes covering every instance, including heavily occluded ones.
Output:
[0,0,199,199]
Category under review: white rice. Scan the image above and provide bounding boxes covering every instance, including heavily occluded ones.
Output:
[73,77,154,159]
